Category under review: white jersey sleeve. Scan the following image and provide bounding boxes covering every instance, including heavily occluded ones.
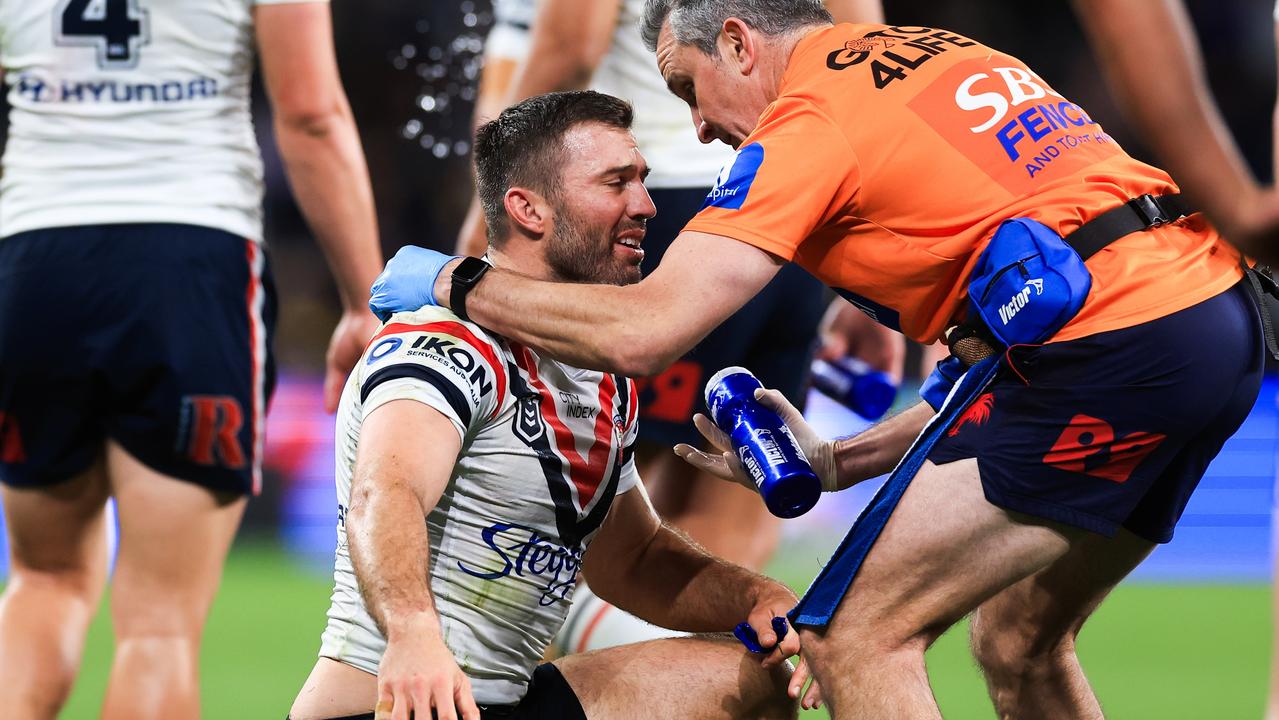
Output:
[357,308,506,442]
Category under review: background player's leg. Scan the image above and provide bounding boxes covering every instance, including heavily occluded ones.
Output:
[555,635,796,719]
[970,528,1153,719]
[638,443,780,570]
[799,458,1083,720]
[101,441,246,720]
[0,462,110,720]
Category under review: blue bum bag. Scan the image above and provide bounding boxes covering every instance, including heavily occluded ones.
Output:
[920,218,1091,410]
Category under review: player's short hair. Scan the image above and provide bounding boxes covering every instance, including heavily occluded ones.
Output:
[474,90,634,247]
[641,0,833,54]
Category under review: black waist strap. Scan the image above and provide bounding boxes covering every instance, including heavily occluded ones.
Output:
[1065,193,1194,261]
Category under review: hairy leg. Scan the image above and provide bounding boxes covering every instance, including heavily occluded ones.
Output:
[800,459,1084,719]
[970,528,1153,720]
[556,635,796,720]
[290,658,378,720]
[637,442,780,571]
[101,441,246,720]
[0,461,111,720]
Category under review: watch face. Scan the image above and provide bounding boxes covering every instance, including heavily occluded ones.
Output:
[455,257,490,284]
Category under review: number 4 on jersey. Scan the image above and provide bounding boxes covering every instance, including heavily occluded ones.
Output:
[55,0,150,69]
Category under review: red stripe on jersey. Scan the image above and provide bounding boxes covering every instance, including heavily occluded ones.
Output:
[512,343,617,508]
[372,321,507,419]
[625,379,639,434]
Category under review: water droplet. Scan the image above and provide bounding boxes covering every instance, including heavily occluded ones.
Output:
[420,134,436,148]
[433,142,450,158]
[391,56,408,71]
[417,95,437,112]
[453,140,470,156]
[463,12,478,27]
[401,44,417,60]
[402,119,422,139]
[428,46,444,61]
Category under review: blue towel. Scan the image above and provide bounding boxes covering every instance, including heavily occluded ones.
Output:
[789,356,1002,627]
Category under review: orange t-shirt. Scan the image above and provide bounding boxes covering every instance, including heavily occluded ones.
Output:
[683,24,1242,344]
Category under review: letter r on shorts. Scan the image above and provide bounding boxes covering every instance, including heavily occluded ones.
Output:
[181,395,246,469]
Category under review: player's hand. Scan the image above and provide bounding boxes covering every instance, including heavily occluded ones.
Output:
[789,654,824,711]
[324,308,380,413]
[742,581,801,669]
[368,245,461,321]
[674,387,839,492]
[376,626,479,720]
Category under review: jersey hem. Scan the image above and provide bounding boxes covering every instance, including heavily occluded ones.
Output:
[1051,267,1243,343]
[0,209,263,244]
[680,219,798,261]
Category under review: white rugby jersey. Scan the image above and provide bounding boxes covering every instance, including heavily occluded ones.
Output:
[0,0,324,241]
[485,0,732,189]
[320,306,640,705]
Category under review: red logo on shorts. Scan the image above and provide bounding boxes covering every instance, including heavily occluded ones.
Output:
[0,412,27,463]
[634,360,701,424]
[1042,414,1165,484]
[948,393,995,437]
[182,396,246,469]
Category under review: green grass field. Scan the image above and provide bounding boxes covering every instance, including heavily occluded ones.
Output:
[43,539,1271,718]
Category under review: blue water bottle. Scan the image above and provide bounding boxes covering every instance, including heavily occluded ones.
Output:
[809,357,898,420]
[704,367,822,519]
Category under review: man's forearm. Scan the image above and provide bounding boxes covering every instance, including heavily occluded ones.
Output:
[1072,0,1261,240]
[276,111,382,310]
[438,265,681,377]
[598,524,787,632]
[830,401,934,489]
[347,479,442,642]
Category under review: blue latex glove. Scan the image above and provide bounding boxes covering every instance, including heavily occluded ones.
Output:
[733,617,790,654]
[368,245,459,321]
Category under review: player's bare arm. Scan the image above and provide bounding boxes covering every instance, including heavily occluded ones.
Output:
[440,231,782,376]
[345,400,479,720]
[1071,0,1279,263]
[255,3,383,411]
[580,482,800,666]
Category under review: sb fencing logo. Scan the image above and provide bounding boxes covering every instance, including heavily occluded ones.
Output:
[906,56,1121,195]
[702,143,765,210]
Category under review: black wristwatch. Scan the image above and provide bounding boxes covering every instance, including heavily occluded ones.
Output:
[450,256,491,322]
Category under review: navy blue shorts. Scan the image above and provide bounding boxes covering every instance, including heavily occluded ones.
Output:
[635,187,826,446]
[0,224,277,495]
[929,281,1264,544]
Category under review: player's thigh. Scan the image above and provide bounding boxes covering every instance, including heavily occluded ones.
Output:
[816,458,1082,652]
[554,635,792,720]
[971,527,1154,660]
[107,440,246,628]
[1,458,110,583]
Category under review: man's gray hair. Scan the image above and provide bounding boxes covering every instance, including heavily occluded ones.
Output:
[641,0,833,54]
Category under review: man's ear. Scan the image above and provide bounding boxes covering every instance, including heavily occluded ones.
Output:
[504,187,551,238]
[720,17,757,76]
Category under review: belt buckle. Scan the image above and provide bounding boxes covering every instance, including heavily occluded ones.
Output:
[1127,194,1171,228]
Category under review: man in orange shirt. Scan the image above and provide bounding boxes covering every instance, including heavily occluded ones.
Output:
[368,2,1265,717]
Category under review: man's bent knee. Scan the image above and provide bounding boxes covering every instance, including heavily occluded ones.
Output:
[971,608,1077,684]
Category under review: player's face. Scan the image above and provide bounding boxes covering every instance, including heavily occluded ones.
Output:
[544,123,655,287]
[656,22,762,149]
